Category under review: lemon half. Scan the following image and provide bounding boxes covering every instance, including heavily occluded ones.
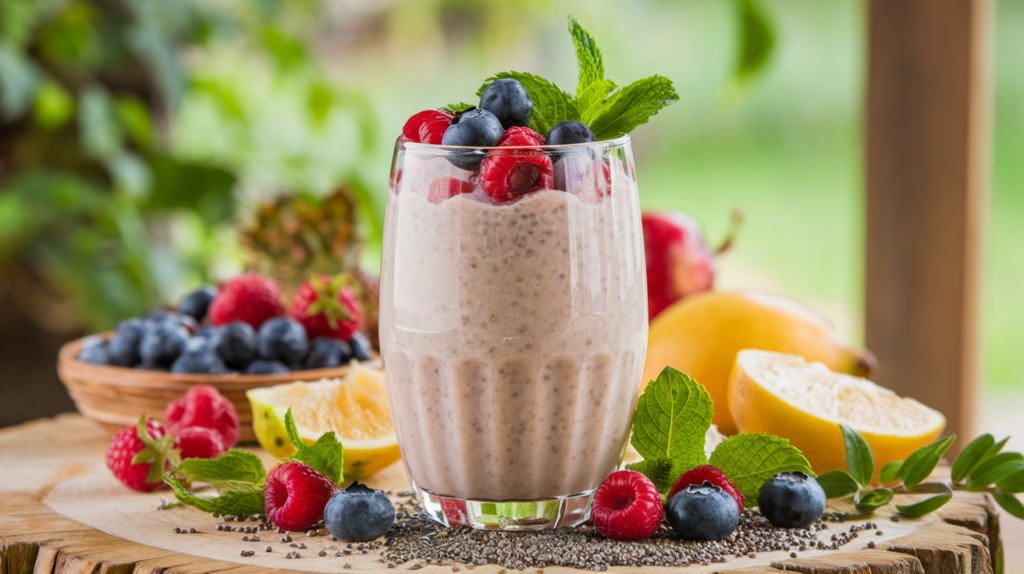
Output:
[247,364,400,480]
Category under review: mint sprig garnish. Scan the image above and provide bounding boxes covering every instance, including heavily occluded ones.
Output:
[474,16,677,140]
[283,407,345,486]
[708,433,814,504]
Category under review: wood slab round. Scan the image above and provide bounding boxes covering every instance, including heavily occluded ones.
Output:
[0,415,1003,574]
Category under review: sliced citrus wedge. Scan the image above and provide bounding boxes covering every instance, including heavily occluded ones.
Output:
[247,364,400,480]
[728,349,945,480]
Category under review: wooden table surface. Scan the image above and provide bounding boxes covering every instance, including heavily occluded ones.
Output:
[0,415,1003,574]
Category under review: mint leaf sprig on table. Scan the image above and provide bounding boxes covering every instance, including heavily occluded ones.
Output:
[626,366,813,505]
[163,408,344,517]
[464,16,678,139]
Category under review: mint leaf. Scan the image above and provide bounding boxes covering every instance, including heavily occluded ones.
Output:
[840,424,874,486]
[165,474,265,516]
[175,450,266,493]
[283,408,344,485]
[898,435,955,489]
[443,102,475,114]
[984,436,1011,459]
[996,467,1024,494]
[854,487,893,514]
[994,491,1024,520]
[477,72,577,135]
[816,469,861,498]
[895,483,952,517]
[586,75,679,140]
[879,460,903,485]
[733,0,776,87]
[568,16,614,115]
[968,452,1024,490]
[630,366,712,471]
[626,459,676,495]
[952,434,995,483]
[709,433,814,504]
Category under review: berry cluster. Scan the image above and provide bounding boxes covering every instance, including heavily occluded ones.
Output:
[400,78,605,205]
[591,465,825,542]
[105,386,240,491]
[78,273,371,375]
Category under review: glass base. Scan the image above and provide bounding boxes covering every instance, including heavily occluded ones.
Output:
[414,484,595,531]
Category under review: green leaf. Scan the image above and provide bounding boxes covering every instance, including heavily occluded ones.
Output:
[733,0,776,87]
[968,452,1024,490]
[996,468,1024,494]
[840,424,874,486]
[896,483,953,517]
[283,408,344,485]
[114,96,153,148]
[144,154,236,224]
[994,491,1024,520]
[476,72,578,135]
[898,435,956,489]
[165,474,265,516]
[983,436,1010,460]
[443,102,476,114]
[175,450,266,493]
[586,75,679,140]
[33,81,74,130]
[951,434,995,484]
[630,366,712,471]
[854,488,893,514]
[816,469,861,499]
[709,433,814,504]
[879,460,904,485]
[568,16,613,116]
[261,26,307,70]
[626,459,676,495]
[0,45,42,119]
[79,86,122,159]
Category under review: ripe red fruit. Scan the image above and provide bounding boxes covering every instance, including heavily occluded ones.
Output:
[106,418,173,492]
[174,426,228,460]
[291,275,364,341]
[667,465,745,510]
[427,177,474,204]
[642,211,739,320]
[164,385,240,448]
[480,127,553,203]
[208,274,285,330]
[403,110,452,143]
[265,461,338,532]
[591,470,663,541]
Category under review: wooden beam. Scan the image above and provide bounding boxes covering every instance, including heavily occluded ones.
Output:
[864,0,992,449]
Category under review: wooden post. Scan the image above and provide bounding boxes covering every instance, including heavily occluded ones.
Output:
[864,0,992,449]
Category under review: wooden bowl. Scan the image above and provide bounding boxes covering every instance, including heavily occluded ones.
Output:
[57,334,380,443]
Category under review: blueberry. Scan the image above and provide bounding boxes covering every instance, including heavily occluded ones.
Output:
[666,481,739,541]
[144,310,176,324]
[108,321,146,367]
[323,481,395,542]
[479,78,533,129]
[78,337,110,365]
[304,337,354,370]
[257,317,309,366]
[546,121,596,146]
[139,324,188,368]
[171,340,229,374]
[197,325,220,339]
[213,321,257,370]
[178,284,218,321]
[348,332,372,362]
[757,471,826,529]
[245,359,290,375]
[441,107,503,170]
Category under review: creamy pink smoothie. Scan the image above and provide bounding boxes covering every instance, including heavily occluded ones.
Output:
[379,154,647,502]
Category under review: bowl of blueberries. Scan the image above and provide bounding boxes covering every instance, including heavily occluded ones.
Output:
[57,274,378,443]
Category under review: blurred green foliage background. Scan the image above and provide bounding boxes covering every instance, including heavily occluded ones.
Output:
[0,0,1022,417]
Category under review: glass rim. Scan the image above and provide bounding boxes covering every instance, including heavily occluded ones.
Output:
[399,134,630,153]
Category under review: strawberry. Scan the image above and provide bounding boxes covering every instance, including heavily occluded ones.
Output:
[208,274,285,330]
[427,177,474,204]
[667,464,745,510]
[265,461,338,531]
[174,426,227,460]
[106,417,174,492]
[591,470,663,541]
[290,275,363,341]
[479,127,553,203]
[164,386,240,448]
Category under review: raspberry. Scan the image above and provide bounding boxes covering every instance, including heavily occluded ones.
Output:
[208,274,284,330]
[164,386,240,448]
[403,110,452,143]
[667,465,745,510]
[591,470,663,541]
[106,418,172,492]
[427,177,474,204]
[174,426,228,460]
[265,461,338,532]
[479,127,553,203]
